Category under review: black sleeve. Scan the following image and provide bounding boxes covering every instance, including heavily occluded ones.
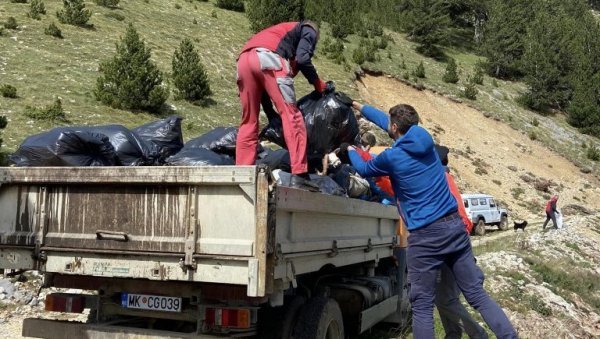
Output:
[295,25,319,84]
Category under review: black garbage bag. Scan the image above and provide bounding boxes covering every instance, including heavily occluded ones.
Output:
[260,89,359,156]
[257,148,291,172]
[133,116,184,164]
[274,170,346,196]
[186,127,238,155]
[10,128,118,167]
[72,125,153,166]
[165,148,234,166]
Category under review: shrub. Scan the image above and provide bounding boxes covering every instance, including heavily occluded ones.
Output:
[104,12,125,21]
[211,10,217,18]
[463,77,478,100]
[45,23,63,38]
[492,78,499,87]
[215,0,244,12]
[528,130,537,141]
[1,84,18,98]
[95,0,120,7]
[95,24,168,112]
[587,144,600,161]
[402,71,410,80]
[4,17,18,30]
[414,61,426,78]
[174,3,182,9]
[24,98,67,122]
[322,38,346,64]
[532,117,539,127]
[57,0,92,27]
[443,58,459,84]
[399,60,406,69]
[29,0,47,20]
[473,68,484,85]
[172,38,212,101]
[352,48,366,65]
[11,0,28,3]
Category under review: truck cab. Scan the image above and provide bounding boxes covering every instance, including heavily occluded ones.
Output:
[461,193,508,236]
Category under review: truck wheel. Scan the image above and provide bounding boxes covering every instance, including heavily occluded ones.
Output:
[498,215,508,231]
[294,297,344,339]
[259,296,306,339]
[475,219,486,236]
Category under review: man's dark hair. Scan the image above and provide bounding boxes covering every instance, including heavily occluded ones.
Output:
[360,132,377,148]
[389,104,419,134]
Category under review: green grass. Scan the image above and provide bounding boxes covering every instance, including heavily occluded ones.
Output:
[0,0,597,176]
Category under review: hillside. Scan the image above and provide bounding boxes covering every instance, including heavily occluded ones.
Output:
[1,1,600,338]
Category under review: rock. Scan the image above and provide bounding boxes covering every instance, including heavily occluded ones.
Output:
[0,279,15,298]
[580,167,592,174]
[508,165,518,172]
[492,89,504,99]
[29,297,38,307]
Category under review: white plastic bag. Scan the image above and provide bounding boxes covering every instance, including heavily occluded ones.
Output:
[556,209,563,229]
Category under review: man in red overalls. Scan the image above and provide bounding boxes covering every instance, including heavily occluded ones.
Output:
[236,21,327,190]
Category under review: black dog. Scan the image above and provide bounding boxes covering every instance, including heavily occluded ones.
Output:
[513,220,528,231]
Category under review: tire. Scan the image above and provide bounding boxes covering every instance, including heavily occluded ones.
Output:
[294,297,345,339]
[498,215,508,231]
[259,296,306,339]
[475,219,486,236]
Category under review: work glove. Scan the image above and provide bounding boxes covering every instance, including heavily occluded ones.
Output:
[314,79,327,94]
[335,92,354,107]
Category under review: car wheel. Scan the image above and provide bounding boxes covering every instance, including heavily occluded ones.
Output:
[498,215,508,231]
[475,219,486,236]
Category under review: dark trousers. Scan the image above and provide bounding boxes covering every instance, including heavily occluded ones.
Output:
[542,211,557,229]
[436,264,489,339]
[407,213,517,339]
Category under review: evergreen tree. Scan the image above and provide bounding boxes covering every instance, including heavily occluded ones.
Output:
[95,24,168,113]
[442,58,459,83]
[480,0,533,78]
[246,0,304,32]
[215,0,245,12]
[57,0,92,27]
[29,0,47,20]
[414,61,426,78]
[172,39,212,101]
[463,76,478,100]
[400,0,453,58]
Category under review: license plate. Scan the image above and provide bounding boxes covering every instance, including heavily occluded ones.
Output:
[121,293,182,313]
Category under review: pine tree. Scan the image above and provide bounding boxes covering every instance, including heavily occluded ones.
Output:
[400,0,452,58]
[172,38,212,101]
[442,58,459,83]
[246,0,304,32]
[29,0,47,20]
[95,24,168,113]
[414,61,426,78]
[215,0,244,12]
[57,0,92,27]
[463,76,478,100]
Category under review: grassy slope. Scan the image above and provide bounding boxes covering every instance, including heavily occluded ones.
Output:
[0,0,598,174]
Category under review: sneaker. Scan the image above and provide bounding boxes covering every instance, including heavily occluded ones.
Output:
[290,174,320,192]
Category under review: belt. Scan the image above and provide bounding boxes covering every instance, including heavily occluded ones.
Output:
[436,211,459,223]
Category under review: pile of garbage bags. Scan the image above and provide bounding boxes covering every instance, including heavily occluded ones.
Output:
[9,89,391,202]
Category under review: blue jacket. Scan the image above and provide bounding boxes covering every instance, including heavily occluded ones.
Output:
[348,105,457,230]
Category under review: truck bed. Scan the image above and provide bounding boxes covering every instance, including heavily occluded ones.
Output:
[0,166,399,298]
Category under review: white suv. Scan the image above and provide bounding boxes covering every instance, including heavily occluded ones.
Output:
[461,193,508,236]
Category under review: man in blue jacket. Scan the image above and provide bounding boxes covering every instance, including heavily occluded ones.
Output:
[336,94,516,339]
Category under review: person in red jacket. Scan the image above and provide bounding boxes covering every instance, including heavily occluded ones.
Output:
[543,195,559,229]
[236,21,327,190]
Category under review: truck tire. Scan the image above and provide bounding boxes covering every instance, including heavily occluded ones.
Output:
[294,297,344,339]
[259,296,306,339]
[475,219,486,236]
[498,215,508,231]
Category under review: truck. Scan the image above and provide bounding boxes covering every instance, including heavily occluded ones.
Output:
[461,193,509,236]
[0,165,410,338]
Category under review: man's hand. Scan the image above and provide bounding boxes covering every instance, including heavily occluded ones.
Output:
[314,79,327,93]
[336,92,354,106]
